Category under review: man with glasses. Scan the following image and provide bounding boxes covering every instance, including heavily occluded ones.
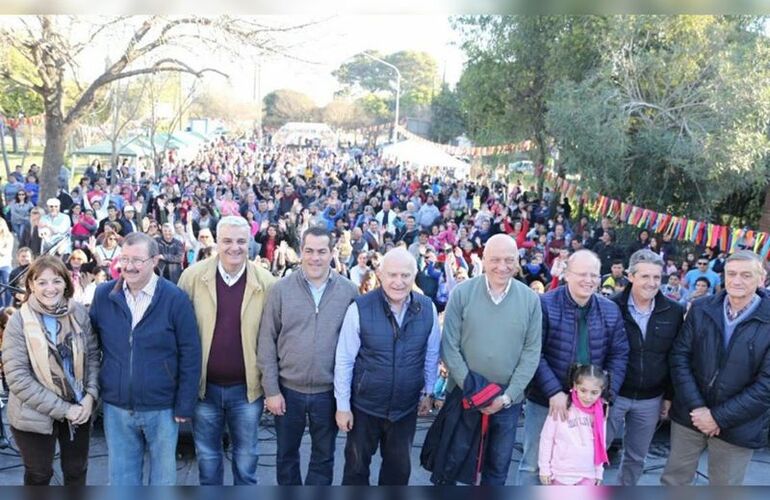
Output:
[683,254,721,294]
[440,234,542,484]
[178,216,276,485]
[90,231,201,485]
[517,249,629,484]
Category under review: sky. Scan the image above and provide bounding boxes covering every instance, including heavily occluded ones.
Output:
[219,15,466,106]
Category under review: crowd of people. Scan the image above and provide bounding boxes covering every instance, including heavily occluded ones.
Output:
[0,132,769,486]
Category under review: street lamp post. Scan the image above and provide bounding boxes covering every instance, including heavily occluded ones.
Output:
[362,52,401,143]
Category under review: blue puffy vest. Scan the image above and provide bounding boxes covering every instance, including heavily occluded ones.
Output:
[352,289,434,421]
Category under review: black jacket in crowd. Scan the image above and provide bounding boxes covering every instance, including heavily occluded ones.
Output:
[669,289,770,449]
[612,287,684,401]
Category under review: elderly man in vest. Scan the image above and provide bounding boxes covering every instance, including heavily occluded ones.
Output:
[334,247,440,485]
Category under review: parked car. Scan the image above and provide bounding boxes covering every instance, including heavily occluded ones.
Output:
[509,160,534,173]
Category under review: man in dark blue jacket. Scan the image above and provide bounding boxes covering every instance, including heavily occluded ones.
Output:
[517,249,629,485]
[662,250,770,485]
[90,232,201,486]
[334,248,440,485]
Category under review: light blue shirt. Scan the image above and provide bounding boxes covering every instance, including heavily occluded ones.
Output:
[628,293,655,339]
[302,269,331,310]
[334,295,441,412]
[684,268,721,294]
[723,295,761,349]
[43,315,83,402]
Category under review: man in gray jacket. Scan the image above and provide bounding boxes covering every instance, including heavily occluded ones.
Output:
[257,225,358,485]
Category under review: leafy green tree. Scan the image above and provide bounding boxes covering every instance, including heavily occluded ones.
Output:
[0,48,44,157]
[454,15,609,188]
[333,50,438,119]
[546,16,770,223]
[430,83,465,143]
[262,89,317,127]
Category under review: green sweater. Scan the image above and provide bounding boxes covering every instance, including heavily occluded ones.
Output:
[441,275,542,403]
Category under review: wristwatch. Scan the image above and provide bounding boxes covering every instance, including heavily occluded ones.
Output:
[500,394,513,409]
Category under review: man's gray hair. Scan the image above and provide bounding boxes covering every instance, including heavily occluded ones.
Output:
[628,249,665,275]
[216,215,250,235]
[726,250,765,276]
[123,231,159,257]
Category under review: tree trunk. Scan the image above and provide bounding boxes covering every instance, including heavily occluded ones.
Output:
[10,127,18,154]
[535,132,547,199]
[40,112,69,207]
[0,122,10,180]
[759,182,770,233]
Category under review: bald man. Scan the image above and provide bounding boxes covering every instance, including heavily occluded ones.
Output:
[334,248,440,485]
[440,234,543,485]
[517,249,629,485]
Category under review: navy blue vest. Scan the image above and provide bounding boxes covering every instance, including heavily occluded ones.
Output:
[352,289,434,421]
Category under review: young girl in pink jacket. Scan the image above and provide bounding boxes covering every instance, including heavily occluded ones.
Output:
[538,364,610,485]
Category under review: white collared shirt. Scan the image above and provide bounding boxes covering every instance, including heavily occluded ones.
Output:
[485,275,512,305]
[217,260,246,287]
[123,273,159,328]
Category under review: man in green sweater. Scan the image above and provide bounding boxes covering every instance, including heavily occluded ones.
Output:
[441,234,543,485]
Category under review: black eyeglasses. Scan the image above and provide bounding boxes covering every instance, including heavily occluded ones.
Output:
[697,262,708,266]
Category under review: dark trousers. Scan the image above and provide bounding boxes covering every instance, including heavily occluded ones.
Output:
[342,407,417,485]
[12,420,91,485]
[274,386,337,485]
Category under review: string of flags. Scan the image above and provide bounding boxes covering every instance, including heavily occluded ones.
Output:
[540,169,770,260]
[395,125,532,157]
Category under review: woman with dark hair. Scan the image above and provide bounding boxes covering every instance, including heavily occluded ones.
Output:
[1,255,99,485]
[8,190,34,237]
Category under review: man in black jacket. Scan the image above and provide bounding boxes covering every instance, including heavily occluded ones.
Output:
[592,229,626,276]
[662,250,770,485]
[608,250,684,485]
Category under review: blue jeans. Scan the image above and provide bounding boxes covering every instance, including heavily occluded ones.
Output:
[478,402,522,485]
[274,386,337,485]
[102,403,179,485]
[0,266,11,307]
[516,399,549,485]
[11,222,26,240]
[193,383,263,485]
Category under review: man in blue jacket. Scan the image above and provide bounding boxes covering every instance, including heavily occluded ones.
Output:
[662,250,770,485]
[90,232,201,486]
[517,249,629,485]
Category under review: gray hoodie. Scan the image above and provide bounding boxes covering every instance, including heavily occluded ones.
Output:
[257,268,358,396]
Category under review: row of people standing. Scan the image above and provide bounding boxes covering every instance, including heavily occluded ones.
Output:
[2,219,770,485]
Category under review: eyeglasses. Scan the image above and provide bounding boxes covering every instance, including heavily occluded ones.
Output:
[697,262,708,266]
[118,256,154,267]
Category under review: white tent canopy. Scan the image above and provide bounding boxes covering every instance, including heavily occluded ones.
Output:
[382,139,470,178]
[272,122,336,147]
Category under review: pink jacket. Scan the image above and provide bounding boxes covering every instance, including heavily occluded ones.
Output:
[538,405,604,484]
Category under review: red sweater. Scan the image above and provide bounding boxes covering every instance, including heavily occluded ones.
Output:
[206,271,247,386]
